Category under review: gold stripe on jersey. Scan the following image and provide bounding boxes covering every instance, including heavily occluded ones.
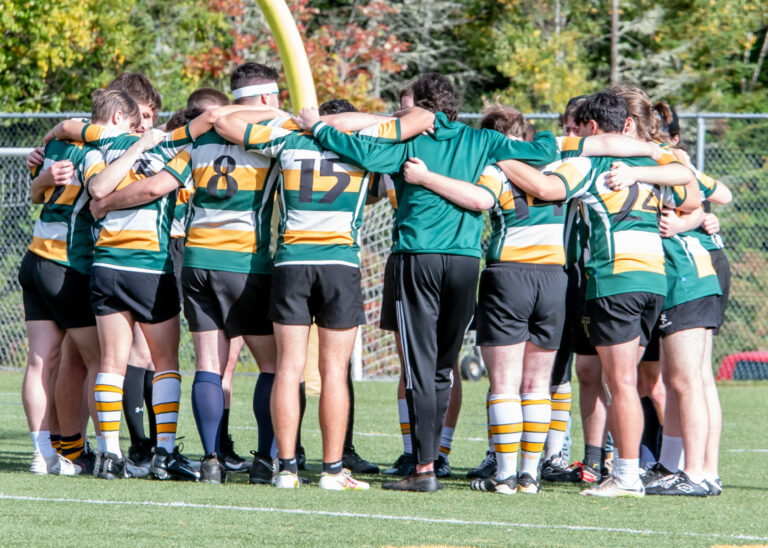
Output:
[97,229,161,251]
[282,230,354,246]
[42,184,80,206]
[186,227,257,254]
[477,172,503,199]
[83,159,106,184]
[190,165,271,192]
[30,237,68,263]
[560,136,582,152]
[553,159,592,193]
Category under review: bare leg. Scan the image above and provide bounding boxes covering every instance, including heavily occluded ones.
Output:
[661,328,708,479]
[701,329,721,478]
[22,320,64,434]
[317,326,357,463]
[272,324,310,460]
[575,354,607,448]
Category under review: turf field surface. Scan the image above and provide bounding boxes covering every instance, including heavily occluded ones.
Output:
[0,371,766,547]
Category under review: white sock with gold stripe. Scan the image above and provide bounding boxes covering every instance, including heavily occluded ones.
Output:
[94,373,124,457]
[520,393,551,479]
[544,382,572,460]
[489,394,522,481]
[153,371,181,453]
[398,398,412,454]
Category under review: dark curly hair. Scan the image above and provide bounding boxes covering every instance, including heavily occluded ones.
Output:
[411,73,458,122]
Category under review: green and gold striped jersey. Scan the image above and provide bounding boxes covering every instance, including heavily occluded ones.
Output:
[550,155,687,299]
[163,122,290,274]
[311,113,557,258]
[243,119,400,268]
[483,135,586,265]
[661,231,722,309]
[28,138,105,275]
[82,124,193,274]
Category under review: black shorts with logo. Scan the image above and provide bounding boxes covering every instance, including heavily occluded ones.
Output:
[710,249,730,335]
[658,295,720,337]
[182,267,273,337]
[270,264,365,329]
[18,251,95,330]
[90,266,180,324]
[584,292,664,347]
[476,262,567,350]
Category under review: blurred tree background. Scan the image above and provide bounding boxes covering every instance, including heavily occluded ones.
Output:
[1,0,766,113]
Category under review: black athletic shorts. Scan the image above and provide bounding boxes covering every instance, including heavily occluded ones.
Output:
[476,262,567,349]
[710,249,730,335]
[270,264,365,329]
[379,254,397,332]
[182,267,273,337]
[584,292,664,347]
[565,264,597,356]
[658,295,720,337]
[90,266,180,324]
[169,237,185,302]
[18,251,95,329]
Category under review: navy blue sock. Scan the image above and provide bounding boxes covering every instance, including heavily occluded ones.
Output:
[253,372,275,457]
[192,371,224,456]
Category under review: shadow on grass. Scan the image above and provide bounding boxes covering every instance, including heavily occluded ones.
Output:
[0,449,32,473]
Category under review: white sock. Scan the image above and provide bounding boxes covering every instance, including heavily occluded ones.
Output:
[30,430,56,458]
[489,393,522,481]
[544,382,571,460]
[439,426,454,457]
[96,435,107,454]
[94,372,124,457]
[685,470,705,485]
[614,457,640,486]
[520,393,551,479]
[153,371,182,452]
[486,391,494,453]
[659,435,683,473]
[398,398,412,454]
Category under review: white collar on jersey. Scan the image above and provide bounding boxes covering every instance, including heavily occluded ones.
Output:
[232,83,279,99]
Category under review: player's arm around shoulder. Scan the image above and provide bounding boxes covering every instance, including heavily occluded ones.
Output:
[29,160,74,204]
[403,158,497,211]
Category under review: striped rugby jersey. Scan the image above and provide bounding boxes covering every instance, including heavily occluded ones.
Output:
[550,154,687,299]
[27,138,105,275]
[485,136,585,265]
[82,124,193,274]
[691,165,725,251]
[311,113,557,258]
[162,122,290,274]
[242,119,400,268]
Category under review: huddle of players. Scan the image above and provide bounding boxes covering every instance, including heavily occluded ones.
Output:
[20,61,729,497]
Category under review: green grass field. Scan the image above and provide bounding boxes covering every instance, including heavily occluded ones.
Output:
[0,370,766,547]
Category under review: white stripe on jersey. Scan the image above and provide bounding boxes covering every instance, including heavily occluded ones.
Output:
[33,220,68,242]
[503,223,564,248]
[613,229,663,257]
[285,209,354,233]
[191,207,256,231]
[100,208,158,233]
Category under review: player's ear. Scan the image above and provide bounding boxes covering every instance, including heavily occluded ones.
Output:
[113,110,124,125]
[622,116,633,135]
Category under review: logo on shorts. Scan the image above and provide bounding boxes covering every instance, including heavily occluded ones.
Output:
[581,316,590,338]
[659,312,671,329]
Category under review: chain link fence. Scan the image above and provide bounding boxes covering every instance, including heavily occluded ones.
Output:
[1,112,767,376]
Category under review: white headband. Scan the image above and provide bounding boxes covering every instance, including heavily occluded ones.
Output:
[232,83,279,99]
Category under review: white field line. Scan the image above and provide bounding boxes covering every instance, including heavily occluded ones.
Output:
[0,493,766,542]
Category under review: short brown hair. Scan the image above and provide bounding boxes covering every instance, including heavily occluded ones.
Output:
[91,89,140,129]
[187,88,230,110]
[411,73,458,122]
[559,95,586,129]
[108,72,162,117]
[610,85,670,142]
[480,104,527,139]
